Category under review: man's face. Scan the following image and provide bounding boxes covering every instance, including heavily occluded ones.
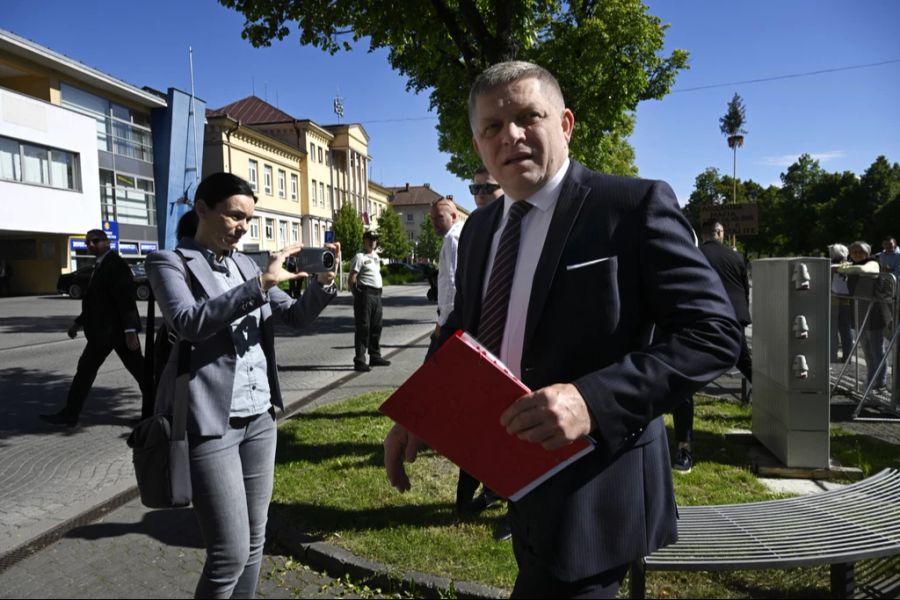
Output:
[430,201,457,236]
[85,234,110,257]
[714,226,725,242]
[471,173,504,208]
[850,246,868,262]
[364,237,377,252]
[883,239,896,253]
[471,77,574,200]
[195,194,255,255]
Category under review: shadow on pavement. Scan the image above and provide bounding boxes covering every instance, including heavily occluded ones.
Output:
[0,366,141,446]
[65,506,203,549]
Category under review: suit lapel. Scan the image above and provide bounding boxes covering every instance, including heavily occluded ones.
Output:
[178,247,219,297]
[523,164,590,349]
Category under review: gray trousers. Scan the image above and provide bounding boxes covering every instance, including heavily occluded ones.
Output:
[189,409,276,599]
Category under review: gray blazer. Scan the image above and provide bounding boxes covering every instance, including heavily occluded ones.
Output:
[146,245,336,436]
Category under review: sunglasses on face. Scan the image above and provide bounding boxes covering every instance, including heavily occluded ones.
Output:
[469,183,501,195]
[85,238,106,245]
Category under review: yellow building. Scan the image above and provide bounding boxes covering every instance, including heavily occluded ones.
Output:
[367,181,391,231]
[204,97,374,249]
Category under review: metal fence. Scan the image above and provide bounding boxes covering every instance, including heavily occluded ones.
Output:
[830,271,900,419]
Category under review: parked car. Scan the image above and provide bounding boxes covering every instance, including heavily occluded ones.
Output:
[56,262,151,301]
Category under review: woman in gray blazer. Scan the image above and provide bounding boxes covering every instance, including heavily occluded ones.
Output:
[147,172,338,598]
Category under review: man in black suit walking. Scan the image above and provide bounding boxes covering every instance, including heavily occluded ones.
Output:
[671,220,753,473]
[384,61,741,598]
[41,229,148,426]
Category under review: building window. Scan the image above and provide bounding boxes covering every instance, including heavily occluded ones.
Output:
[99,169,156,226]
[313,222,319,246]
[291,222,299,242]
[60,83,153,162]
[319,182,325,207]
[290,173,298,201]
[250,218,260,239]
[406,213,413,222]
[0,135,81,191]
[317,146,323,163]
[265,218,274,240]
[325,150,330,167]
[278,169,286,198]
[279,221,287,244]
[311,179,317,205]
[309,142,315,158]
[248,160,258,191]
[264,165,273,195]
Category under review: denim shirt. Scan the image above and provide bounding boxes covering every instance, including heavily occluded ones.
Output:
[184,240,272,418]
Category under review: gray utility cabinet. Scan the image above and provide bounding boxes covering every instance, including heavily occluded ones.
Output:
[751,257,831,468]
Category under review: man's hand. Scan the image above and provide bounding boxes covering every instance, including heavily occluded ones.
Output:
[500,383,595,450]
[125,332,140,352]
[67,323,79,339]
[383,423,421,492]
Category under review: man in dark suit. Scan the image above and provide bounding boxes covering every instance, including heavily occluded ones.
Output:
[384,62,741,598]
[41,229,149,426]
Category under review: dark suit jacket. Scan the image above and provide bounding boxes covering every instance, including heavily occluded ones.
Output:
[700,240,751,325]
[75,250,141,342]
[434,160,741,579]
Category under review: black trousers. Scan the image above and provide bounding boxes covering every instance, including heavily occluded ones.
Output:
[510,561,629,599]
[736,328,752,382]
[353,288,383,364]
[62,334,149,419]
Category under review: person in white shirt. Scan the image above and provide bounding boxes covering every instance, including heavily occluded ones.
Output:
[349,231,390,372]
[431,197,463,337]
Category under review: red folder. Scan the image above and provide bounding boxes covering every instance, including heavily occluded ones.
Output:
[379,330,593,501]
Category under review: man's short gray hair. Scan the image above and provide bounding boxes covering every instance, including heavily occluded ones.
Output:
[468,61,566,130]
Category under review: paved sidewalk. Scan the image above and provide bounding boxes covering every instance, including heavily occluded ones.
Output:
[0,285,435,598]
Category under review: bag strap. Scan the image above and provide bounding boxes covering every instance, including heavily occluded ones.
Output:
[170,248,192,442]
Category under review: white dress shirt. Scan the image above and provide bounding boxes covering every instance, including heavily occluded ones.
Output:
[483,158,570,378]
[436,220,464,326]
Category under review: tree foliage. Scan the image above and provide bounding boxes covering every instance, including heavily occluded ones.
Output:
[417,215,442,263]
[220,0,688,178]
[375,206,411,261]
[719,93,747,137]
[682,154,900,258]
[332,201,364,257]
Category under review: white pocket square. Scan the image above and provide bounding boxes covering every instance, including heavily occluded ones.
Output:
[566,256,612,271]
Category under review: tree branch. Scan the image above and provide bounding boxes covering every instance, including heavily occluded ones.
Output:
[427,0,479,74]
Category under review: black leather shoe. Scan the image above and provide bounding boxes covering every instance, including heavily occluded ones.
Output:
[40,412,78,427]
[369,357,392,367]
[354,361,371,372]
[461,490,502,514]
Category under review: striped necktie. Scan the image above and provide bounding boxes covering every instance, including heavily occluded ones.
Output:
[478,200,534,356]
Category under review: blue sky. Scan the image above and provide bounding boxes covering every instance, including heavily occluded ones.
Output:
[3,1,898,211]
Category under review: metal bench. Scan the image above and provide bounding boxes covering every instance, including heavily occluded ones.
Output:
[630,469,900,598]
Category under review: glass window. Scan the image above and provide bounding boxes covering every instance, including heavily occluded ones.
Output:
[278,169,286,198]
[319,182,325,207]
[265,218,274,240]
[311,179,317,203]
[291,222,299,242]
[406,213,413,222]
[325,150,330,166]
[49,150,77,190]
[264,165,273,195]
[248,160,258,191]
[0,137,21,181]
[290,173,298,201]
[309,142,315,158]
[317,147,323,163]
[279,221,287,243]
[250,218,260,239]
[22,144,49,185]
[313,222,319,246]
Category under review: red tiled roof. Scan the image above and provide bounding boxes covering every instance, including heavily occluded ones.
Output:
[387,185,444,206]
[206,96,295,123]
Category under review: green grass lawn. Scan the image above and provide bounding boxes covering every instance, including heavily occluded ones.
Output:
[272,392,899,597]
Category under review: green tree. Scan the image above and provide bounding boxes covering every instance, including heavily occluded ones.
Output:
[719,93,747,204]
[332,202,364,256]
[417,215,442,263]
[683,167,729,228]
[220,0,688,178]
[376,207,411,261]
